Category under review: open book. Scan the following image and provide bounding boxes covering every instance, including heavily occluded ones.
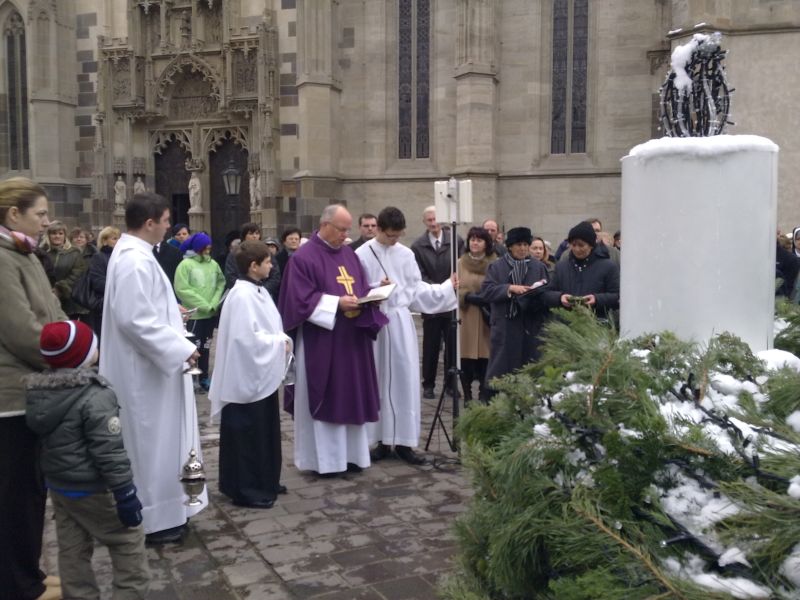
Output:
[519,279,548,296]
[357,282,397,304]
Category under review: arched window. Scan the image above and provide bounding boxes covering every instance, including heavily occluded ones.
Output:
[551,0,587,155]
[398,0,430,159]
[4,11,29,170]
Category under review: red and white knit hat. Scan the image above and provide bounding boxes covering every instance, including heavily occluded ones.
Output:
[40,320,98,369]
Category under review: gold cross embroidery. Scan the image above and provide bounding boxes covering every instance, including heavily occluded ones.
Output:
[336,266,355,295]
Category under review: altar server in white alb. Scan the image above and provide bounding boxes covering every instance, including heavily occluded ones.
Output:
[209,241,291,509]
[100,192,207,545]
[356,206,458,464]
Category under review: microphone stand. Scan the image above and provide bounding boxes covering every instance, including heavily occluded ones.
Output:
[425,220,460,454]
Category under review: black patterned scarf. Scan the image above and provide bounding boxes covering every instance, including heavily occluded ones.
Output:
[504,252,529,319]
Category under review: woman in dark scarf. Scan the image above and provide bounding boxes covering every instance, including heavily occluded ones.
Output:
[480,227,549,390]
[543,221,620,321]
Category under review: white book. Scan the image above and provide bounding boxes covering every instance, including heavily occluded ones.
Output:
[357,283,397,304]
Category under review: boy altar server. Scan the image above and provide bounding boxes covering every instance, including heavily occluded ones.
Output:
[209,241,291,508]
[356,207,458,464]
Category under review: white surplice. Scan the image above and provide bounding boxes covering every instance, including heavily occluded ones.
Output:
[356,239,457,447]
[291,294,372,473]
[209,279,291,418]
[99,233,207,534]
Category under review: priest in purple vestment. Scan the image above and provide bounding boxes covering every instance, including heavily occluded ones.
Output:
[278,205,388,475]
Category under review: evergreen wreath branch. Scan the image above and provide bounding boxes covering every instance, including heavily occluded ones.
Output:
[572,505,687,600]
[588,348,616,416]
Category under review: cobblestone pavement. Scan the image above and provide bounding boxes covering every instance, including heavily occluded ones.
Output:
[42,316,473,599]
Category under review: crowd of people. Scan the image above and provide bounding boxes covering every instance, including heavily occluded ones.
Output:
[7,175,795,600]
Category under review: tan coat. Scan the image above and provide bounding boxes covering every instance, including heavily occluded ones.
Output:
[458,253,496,360]
[0,232,66,416]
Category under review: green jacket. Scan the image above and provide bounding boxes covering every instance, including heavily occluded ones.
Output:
[0,231,66,416]
[25,368,133,493]
[174,254,225,320]
[46,244,87,316]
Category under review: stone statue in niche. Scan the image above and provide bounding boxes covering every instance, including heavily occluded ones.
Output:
[188,172,202,213]
[114,176,127,211]
[249,172,258,211]
[180,11,191,49]
[133,176,147,195]
[256,173,264,207]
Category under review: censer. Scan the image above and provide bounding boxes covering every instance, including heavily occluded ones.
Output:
[180,351,206,506]
[180,448,206,506]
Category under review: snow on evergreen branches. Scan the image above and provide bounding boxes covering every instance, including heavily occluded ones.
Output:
[443,307,800,600]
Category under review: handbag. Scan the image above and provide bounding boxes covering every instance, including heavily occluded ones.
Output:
[71,271,102,311]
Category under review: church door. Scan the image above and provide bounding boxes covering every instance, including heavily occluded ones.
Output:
[209,138,249,256]
[154,138,191,229]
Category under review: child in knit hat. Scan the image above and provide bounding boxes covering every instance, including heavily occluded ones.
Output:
[174,232,225,391]
[25,320,149,599]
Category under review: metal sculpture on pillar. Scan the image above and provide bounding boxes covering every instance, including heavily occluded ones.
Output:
[659,32,733,138]
[425,177,473,453]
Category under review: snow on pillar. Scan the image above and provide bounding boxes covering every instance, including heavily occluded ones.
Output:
[620,135,779,351]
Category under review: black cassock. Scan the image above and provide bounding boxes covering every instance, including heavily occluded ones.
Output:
[219,391,282,503]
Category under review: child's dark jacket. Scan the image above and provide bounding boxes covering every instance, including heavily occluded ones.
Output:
[25,368,133,493]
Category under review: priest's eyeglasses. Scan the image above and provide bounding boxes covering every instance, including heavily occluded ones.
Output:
[324,222,351,234]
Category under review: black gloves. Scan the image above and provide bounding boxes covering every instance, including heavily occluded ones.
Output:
[465,292,484,306]
[113,483,143,528]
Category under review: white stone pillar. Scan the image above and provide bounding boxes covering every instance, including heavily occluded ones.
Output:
[620,135,779,351]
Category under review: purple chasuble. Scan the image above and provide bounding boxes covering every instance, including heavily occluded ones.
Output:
[278,232,388,425]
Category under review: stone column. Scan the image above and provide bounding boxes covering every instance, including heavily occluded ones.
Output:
[454,0,499,221]
[295,0,341,228]
[251,16,280,238]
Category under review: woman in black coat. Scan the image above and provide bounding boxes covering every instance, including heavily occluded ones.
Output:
[86,226,120,337]
[543,221,620,320]
[480,227,550,387]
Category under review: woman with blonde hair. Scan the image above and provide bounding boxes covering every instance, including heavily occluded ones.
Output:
[41,220,87,319]
[0,177,65,600]
[86,226,121,336]
[530,236,556,275]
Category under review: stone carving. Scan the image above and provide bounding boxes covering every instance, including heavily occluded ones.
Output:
[156,54,222,106]
[114,175,127,210]
[132,156,146,174]
[205,127,249,153]
[185,157,205,171]
[133,176,147,195]
[152,130,192,155]
[233,51,257,94]
[113,60,130,101]
[169,68,218,119]
[188,172,202,213]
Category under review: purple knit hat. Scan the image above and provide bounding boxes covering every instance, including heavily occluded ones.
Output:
[180,232,212,254]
